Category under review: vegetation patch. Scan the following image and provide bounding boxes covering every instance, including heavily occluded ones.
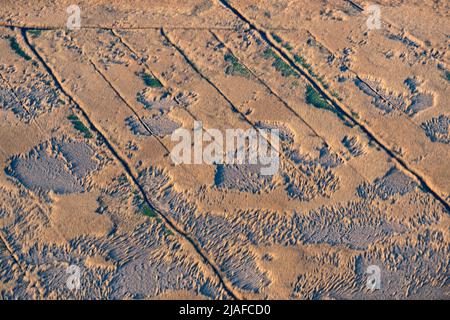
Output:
[271,32,283,44]
[224,52,249,77]
[139,71,163,88]
[67,114,93,139]
[262,48,275,59]
[163,226,174,236]
[271,33,293,51]
[28,30,42,39]
[305,85,332,111]
[294,53,329,89]
[305,85,348,124]
[294,54,311,69]
[8,36,32,61]
[141,204,158,218]
[262,48,298,78]
[282,43,293,51]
